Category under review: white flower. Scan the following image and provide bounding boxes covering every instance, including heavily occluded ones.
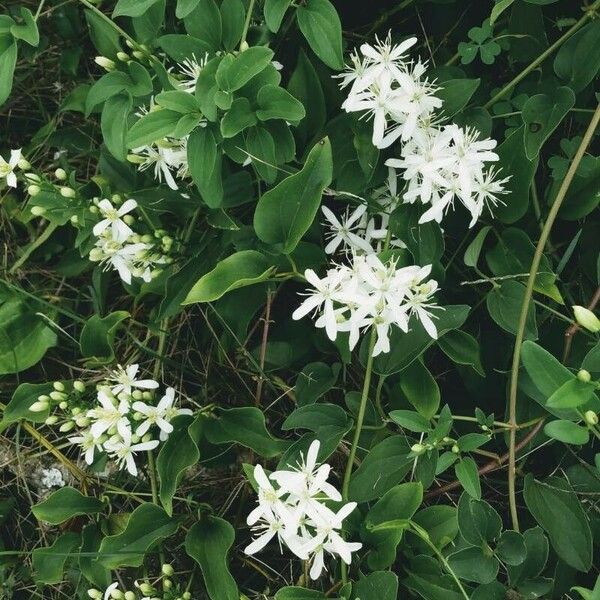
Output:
[93,198,137,242]
[39,467,65,488]
[132,387,185,440]
[87,389,130,439]
[247,464,289,526]
[69,429,104,465]
[244,507,307,558]
[322,204,373,255]
[132,142,185,190]
[358,33,418,87]
[110,363,159,396]
[176,54,208,93]
[103,583,120,600]
[0,148,22,188]
[104,428,159,476]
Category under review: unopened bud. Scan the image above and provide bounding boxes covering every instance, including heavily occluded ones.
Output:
[30,205,46,216]
[70,215,79,225]
[240,40,249,52]
[94,56,116,71]
[76,416,90,428]
[45,415,59,425]
[27,184,41,196]
[54,168,67,180]
[53,381,65,392]
[59,421,76,432]
[162,563,174,576]
[573,306,600,333]
[29,400,49,412]
[50,391,67,402]
[452,444,460,454]
[60,186,76,198]
[584,410,598,426]
[59,401,68,410]
[116,51,130,62]
[124,593,136,600]
[132,50,145,60]
[183,593,192,600]
[127,154,146,164]
[142,391,153,400]
[25,172,40,182]
[139,583,154,595]
[17,158,30,170]
[110,589,124,600]
[578,369,592,383]
[411,443,425,455]
[132,390,143,400]
[74,380,86,392]
[123,214,135,225]
[88,590,103,600]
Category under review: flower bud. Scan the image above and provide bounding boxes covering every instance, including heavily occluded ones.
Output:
[29,400,49,412]
[183,593,191,600]
[132,50,145,60]
[240,40,249,52]
[584,410,598,426]
[578,369,592,383]
[88,590,103,600]
[411,443,425,455]
[124,593,136,600]
[59,421,76,433]
[53,381,65,392]
[60,186,76,198]
[142,391,153,400]
[89,205,99,214]
[54,168,67,180]
[27,184,41,196]
[94,56,116,71]
[17,158,31,170]
[573,306,600,333]
[162,563,174,576]
[139,583,155,596]
[117,51,130,62]
[74,380,86,392]
[75,416,90,428]
[452,444,460,454]
[59,401,68,410]
[70,215,79,225]
[163,578,173,589]
[45,415,59,425]
[127,154,146,164]
[25,172,40,182]
[71,406,81,415]
[125,39,135,49]
[50,391,67,402]
[132,390,143,400]
[110,589,124,600]
[123,215,135,225]
[30,205,46,216]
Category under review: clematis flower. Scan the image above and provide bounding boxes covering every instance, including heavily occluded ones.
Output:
[0,148,22,188]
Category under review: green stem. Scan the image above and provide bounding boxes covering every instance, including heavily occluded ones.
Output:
[408,523,470,600]
[484,0,600,109]
[506,102,600,532]
[374,375,387,421]
[10,222,57,273]
[239,0,256,49]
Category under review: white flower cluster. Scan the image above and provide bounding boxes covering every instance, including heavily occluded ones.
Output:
[30,365,191,476]
[339,34,509,227]
[89,196,172,285]
[293,255,439,356]
[245,441,361,580]
[127,55,209,190]
[0,148,24,188]
[39,467,66,489]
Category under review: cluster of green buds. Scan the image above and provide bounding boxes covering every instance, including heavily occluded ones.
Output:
[29,380,87,428]
[88,564,191,600]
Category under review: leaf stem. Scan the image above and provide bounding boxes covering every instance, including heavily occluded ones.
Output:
[239,0,256,49]
[506,102,600,531]
[9,222,57,274]
[484,0,600,109]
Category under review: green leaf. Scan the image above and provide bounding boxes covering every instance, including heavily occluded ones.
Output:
[546,378,596,410]
[97,504,178,569]
[85,70,131,115]
[216,47,274,92]
[486,280,537,340]
[257,84,306,122]
[126,109,182,149]
[32,532,79,584]
[157,415,201,515]
[495,126,538,223]
[294,362,339,406]
[389,410,431,433]
[464,225,492,267]
[113,0,162,18]
[0,299,57,374]
[101,93,131,161]
[544,420,589,445]
[412,505,458,550]
[366,305,470,376]
[0,38,17,107]
[32,487,104,524]
[220,97,257,138]
[187,126,223,208]
[275,588,326,600]
[496,530,527,566]
[554,20,600,92]
[282,403,350,434]
[254,138,333,253]
[455,457,481,499]
[79,311,129,365]
[185,516,238,600]
[353,572,399,600]
[436,78,480,118]
[348,436,413,502]
[523,475,592,572]
[366,482,423,529]
[245,125,278,183]
[203,407,286,457]
[184,0,222,50]
[1,382,53,425]
[521,87,575,160]
[155,90,200,113]
[438,329,484,376]
[85,10,122,57]
[10,8,39,46]
[183,250,273,303]
[490,0,516,25]
[296,0,343,70]
[220,0,245,50]
[507,526,548,585]
[176,0,200,18]
[158,34,212,62]
[264,0,292,32]
[457,493,502,546]
[447,546,498,584]
[400,359,441,419]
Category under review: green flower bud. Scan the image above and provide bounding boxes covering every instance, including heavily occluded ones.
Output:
[584,410,599,426]
[111,193,122,203]
[54,168,67,180]
[59,421,76,433]
[60,186,76,198]
[116,51,130,62]
[124,592,136,600]
[578,369,592,383]
[28,184,41,196]
[50,391,67,401]
[161,563,175,576]
[17,158,31,170]
[163,578,173,589]
[110,589,124,600]
[25,172,41,182]
[240,40,249,52]
[89,205,99,214]
[132,50,145,60]
[183,592,192,599]
[573,306,600,333]
[30,205,46,216]
[411,443,425,455]
[142,391,153,400]
[45,415,59,425]
[70,215,79,225]
[59,401,68,410]
[53,381,65,392]
[139,583,155,595]
[75,416,90,428]
[87,589,103,600]
[94,56,116,71]
[29,400,49,412]
[71,406,81,415]
[132,390,143,400]
[74,380,86,393]
[127,154,146,164]
[123,214,135,225]
[452,444,460,454]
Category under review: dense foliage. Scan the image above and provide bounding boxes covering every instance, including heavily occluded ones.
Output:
[0,0,600,598]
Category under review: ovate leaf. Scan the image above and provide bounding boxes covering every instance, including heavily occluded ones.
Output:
[32,487,104,524]
[296,0,343,70]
